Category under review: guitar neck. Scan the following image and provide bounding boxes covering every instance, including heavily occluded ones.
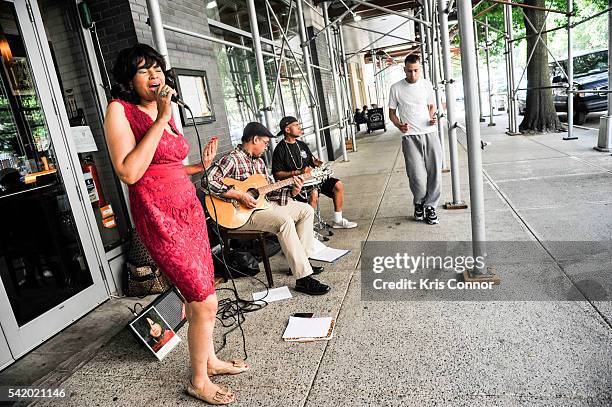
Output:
[259,173,313,195]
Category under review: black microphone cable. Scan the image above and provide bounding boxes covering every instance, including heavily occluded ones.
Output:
[183,103,274,359]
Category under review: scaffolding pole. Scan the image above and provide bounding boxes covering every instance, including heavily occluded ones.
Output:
[504,3,520,135]
[429,0,447,170]
[323,2,349,161]
[474,21,485,122]
[145,0,183,134]
[246,0,276,150]
[484,16,496,127]
[266,2,286,116]
[296,0,324,159]
[457,0,493,279]
[337,24,357,151]
[439,0,466,209]
[350,0,431,27]
[423,1,434,80]
[564,0,577,140]
[595,0,612,151]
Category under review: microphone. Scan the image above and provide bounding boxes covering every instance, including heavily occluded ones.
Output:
[171,94,189,109]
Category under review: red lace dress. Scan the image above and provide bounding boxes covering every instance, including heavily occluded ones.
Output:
[114,99,215,302]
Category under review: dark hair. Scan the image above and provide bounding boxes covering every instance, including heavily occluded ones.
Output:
[111,43,166,104]
[404,54,420,65]
[363,105,368,110]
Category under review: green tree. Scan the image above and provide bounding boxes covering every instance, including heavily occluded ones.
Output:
[472,0,608,133]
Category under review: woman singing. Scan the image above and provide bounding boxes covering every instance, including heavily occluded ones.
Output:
[104,44,248,405]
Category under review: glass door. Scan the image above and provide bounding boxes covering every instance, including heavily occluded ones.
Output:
[0,0,108,358]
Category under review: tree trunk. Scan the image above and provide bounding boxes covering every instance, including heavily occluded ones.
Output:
[519,0,564,133]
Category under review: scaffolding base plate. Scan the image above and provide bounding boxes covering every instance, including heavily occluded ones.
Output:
[487,123,496,127]
[563,136,578,141]
[593,146,611,152]
[505,131,522,136]
[443,201,468,210]
[463,267,501,285]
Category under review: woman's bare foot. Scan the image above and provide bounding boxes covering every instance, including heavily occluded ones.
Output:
[207,358,251,376]
[186,381,235,405]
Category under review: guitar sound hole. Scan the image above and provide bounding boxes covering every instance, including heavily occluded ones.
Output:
[247,188,259,200]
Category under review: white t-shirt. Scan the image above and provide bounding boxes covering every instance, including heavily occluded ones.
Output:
[388,78,436,135]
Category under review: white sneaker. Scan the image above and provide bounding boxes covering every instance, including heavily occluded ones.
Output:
[332,218,358,229]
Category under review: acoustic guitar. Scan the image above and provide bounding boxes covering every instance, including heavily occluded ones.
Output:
[204,165,332,229]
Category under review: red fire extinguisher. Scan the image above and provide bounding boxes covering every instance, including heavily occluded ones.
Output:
[82,155,106,207]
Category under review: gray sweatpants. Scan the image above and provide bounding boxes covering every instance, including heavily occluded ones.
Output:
[401,132,442,208]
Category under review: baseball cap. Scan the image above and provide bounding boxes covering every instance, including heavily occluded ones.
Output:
[277,116,299,137]
[242,122,277,142]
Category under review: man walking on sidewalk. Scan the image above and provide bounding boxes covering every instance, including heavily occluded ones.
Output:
[388,54,441,225]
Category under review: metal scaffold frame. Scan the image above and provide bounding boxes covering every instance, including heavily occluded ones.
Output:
[142,0,530,266]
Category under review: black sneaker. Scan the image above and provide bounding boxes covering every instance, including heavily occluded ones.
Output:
[311,264,324,275]
[295,276,330,296]
[414,204,424,221]
[425,206,439,225]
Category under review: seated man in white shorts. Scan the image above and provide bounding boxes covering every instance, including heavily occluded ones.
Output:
[272,116,357,229]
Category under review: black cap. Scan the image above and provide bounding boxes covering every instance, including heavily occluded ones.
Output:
[242,122,277,142]
[277,116,299,137]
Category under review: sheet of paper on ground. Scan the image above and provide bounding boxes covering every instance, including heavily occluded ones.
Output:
[282,316,335,342]
[252,286,292,305]
[309,239,350,263]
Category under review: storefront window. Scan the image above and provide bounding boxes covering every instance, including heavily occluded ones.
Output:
[0,1,94,326]
[38,0,130,252]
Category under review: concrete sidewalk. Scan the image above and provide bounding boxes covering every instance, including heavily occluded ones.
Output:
[20,117,612,406]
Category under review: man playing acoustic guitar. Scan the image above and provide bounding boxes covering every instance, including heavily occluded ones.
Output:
[205,122,330,296]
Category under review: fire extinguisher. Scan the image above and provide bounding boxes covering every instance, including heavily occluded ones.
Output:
[82,155,106,207]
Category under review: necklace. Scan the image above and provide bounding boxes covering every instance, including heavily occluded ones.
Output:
[284,140,303,170]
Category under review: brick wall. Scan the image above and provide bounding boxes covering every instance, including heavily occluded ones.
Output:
[128,0,232,163]
[85,0,232,165]
[84,0,139,79]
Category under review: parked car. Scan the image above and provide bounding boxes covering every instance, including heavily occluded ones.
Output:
[552,49,608,124]
[517,49,608,124]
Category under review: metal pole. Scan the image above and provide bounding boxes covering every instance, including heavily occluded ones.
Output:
[145,0,183,134]
[595,0,612,151]
[504,4,520,134]
[457,0,491,278]
[372,49,379,105]
[246,0,276,150]
[235,4,260,122]
[323,3,348,161]
[429,0,448,170]
[296,0,324,159]
[345,19,413,63]
[423,1,434,80]
[350,0,432,26]
[419,20,429,79]
[344,23,418,43]
[337,24,357,151]
[564,0,577,140]
[485,16,496,127]
[266,3,286,116]
[608,1,612,118]
[439,0,465,208]
[474,21,485,122]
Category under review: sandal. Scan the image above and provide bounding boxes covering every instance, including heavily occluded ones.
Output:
[207,359,251,376]
[186,381,235,405]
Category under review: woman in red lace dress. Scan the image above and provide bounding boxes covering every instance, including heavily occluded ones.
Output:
[104,44,248,405]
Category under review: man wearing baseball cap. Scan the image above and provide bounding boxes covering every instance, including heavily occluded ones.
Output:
[205,122,330,296]
[272,116,357,229]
